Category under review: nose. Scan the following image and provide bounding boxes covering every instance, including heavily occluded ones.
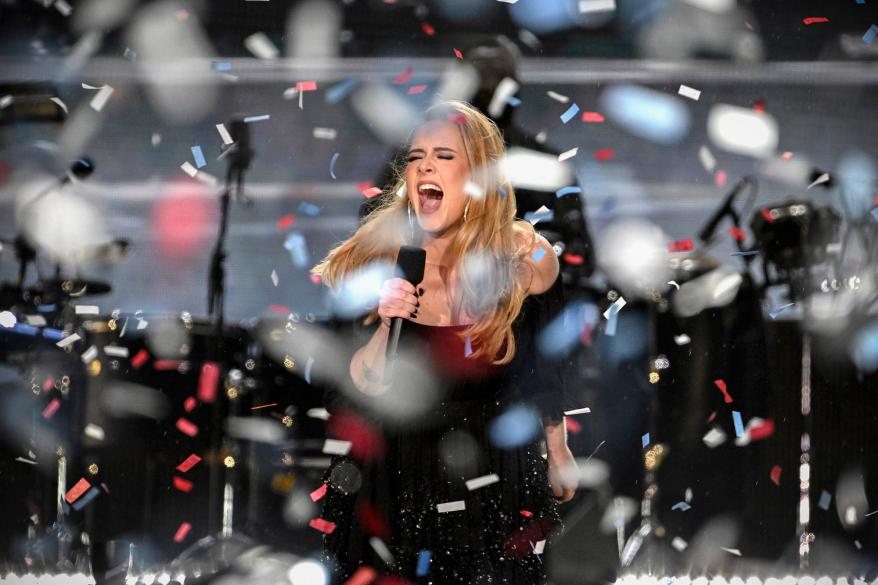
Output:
[417,156,435,174]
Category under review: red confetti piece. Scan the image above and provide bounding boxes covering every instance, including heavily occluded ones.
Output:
[65,478,92,504]
[407,84,427,95]
[269,304,291,314]
[276,214,295,229]
[327,412,386,463]
[345,567,377,585]
[357,500,391,538]
[309,517,337,534]
[153,360,181,371]
[42,398,60,419]
[251,403,277,410]
[310,483,328,502]
[562,253,584,265]
[176,417,198,437]
[42,376,54,392]
[421,22,435,36]
[392,66,414,85]
[668,239,694,253]
[565,417,582,434]
[592,149,615,161]
[782,151,794,159]
[296,80,317,92]
[520,509,533,518]
[172,476,193,493]
[714,169,728,186]
[729,227,746,241]
[749,419,775,441]
[803,17,829,25]
[176,453,202,473]
[198,361,220,404]
[707,411,717,423]
[770,465,782,486]
[581,111,605,123]
[173,521,191,542]
[446,113,466,125]
[183,396,197,412]
[310,273,323,286]
[713,379,733,403]
[131,349,149,369]
[760,208,775,223]
[453,48,463,60]
[753,100,765,113]
[362,186,383,199]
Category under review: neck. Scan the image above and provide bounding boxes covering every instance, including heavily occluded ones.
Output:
[421,226,458,267]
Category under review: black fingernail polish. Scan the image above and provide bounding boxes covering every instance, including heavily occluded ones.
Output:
[416,300,420,307]
[410,312,417,319]
[418,287,425,296]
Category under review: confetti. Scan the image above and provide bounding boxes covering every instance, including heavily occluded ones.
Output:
[212,61,232,71]
[244,32,280,59]
[769,302,795,319]
[464,335,473,357]
[276,215,295,230]
[310,483,328,502]
[123,47,137,61]
[172,476,193,493]
[309,517,337,534]
[183,396,196,412]
[770,465,782,485]
[487,77,519,118]
[361,186,382,199]
[641,433,650,448]
[818,490,832,510]
[131,349,149,369]
[600,84,691,144]
[407,85,428,95]
[329,152,341,180]
[807,173,831,190]
[532,539,546,554]
[84,424,105,441]
[103,345,129,358]
[71,487,100,511]
[345,567,377,585]
[531,247,546,262]
[89,85,114,112]
[547,91,569,103]
[466,473,500,491]
[707,104,778,158]
[603,297,627,320]
[173,522,192,542]
[180,162,198,178]
[298,201,321,216]
[668,240,694,252]
[313,127,337,140]
[437,500,466,513]
[803,17,830,25]
[564,407,592,415]
[699,145,717,172]
[198,362,220,403]
[560,103,580,124]
[56,333,81,348]
[558,147,579,162]
[713,379,733,403]
[715,169,728,186]
[243,114,270,123]
[416,550,432,576]
[732,410,744,437]
[593,149,615,161]
[678,84,701,101]
[75,305,99,315]
[325,77,359,104]
[0,311,14,328]
[525,205,553,225]
[250,403,277,410]
[323,439,353,455]
[581,111,604,122]
[42,398,60,419]
[176,417,199,437]
[191,146,206,169]
[176,454,202,473]
[671,502,691,511]
[721,547,742,556]
[65,478,92,504]
[672,537,688,552]
[578,0,615,12]
[702,426,726,448]
[305,356,315,383]
[865,24,878,44]
[216,124,233,145]
[453,48,463,60]
[421,22,435,36]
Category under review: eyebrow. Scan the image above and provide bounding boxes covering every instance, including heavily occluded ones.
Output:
[407,146,458,155]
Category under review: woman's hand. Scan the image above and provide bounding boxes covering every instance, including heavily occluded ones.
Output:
[547,445,578,503]
[378,278,420,327]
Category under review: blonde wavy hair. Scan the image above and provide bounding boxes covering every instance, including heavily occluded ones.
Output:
[312,100,537,364]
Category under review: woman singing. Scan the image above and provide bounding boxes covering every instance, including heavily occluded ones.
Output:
[312,100,578,584]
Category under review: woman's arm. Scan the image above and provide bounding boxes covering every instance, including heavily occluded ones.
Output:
[515,227,560,295]
[545,417,578,502]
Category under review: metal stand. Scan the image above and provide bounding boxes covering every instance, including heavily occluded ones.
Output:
[797,332,813,569]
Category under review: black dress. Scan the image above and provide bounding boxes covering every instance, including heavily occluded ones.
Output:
[320,286,572,585]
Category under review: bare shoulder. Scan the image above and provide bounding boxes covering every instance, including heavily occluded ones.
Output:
[513,222,559,295]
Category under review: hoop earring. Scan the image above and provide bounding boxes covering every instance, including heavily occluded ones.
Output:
[408,200,415,240]
[463,199,470,222]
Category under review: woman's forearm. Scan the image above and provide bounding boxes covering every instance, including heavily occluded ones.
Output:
[349,321,391,392]
[543,417,568,453]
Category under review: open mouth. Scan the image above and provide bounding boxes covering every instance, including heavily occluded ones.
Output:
[418,183,443,214]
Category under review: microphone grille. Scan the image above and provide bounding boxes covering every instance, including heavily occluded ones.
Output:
[397,246,426,285]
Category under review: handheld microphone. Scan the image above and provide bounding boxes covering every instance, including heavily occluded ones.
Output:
[698,176,751,244]
[225,115,253,173]
[384,245,426,384]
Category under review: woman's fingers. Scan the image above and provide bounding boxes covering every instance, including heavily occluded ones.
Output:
[379,278,420,320]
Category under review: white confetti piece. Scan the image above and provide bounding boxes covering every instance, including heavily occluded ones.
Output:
[84,424,105,441]
[603,297,626,320]
[0,311,16,328]
[674,334,691,345]
[81,345,98,364]
[533,539,546,554]
[488,77,519,118]
[721,547,742,556]
[50,97,68,114]
[708,103,779,158]
[322,439,352,456]
[369,537,394,565]
[216,123,233,145]
[271,270,279,287]
[564,407,592,415]
[180,162,199,177]
[547,91,569,103]
[578,0,616,13]
[702,426,726,448]
[807,173,830,190]
[56,333,81,348]
[698,145,716,172]
[464,180,485,199]
[313,127,337,140]
[75,305,99,315]
[54,0,72,16]
[89,85,114,112]
[244,32,279,59]
[103,345,129,358]
[685,488,693,502]
[25,315,47,327]
[528,205,552,225]
[307,407,330,420]
[437,500,466,513]
[16,457,38,465]
[466,473,500,491]
[244,114,270,123]
[0,95,12,109]
[678,84,701,101]
[672,537,688,551]
[496,0,519,4]
[558,147,579,162]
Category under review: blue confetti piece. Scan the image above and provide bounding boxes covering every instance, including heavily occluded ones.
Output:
[298,201,321,217]
[499,186,507,198]
[730,250,759,257]
[524,209,554,224]
[818,490,832,510]
[560,103,580,124]
[605,307,619,336]
[642,433,650,448]
[488,404,541,449]
[865,24,878,44]
[72,487,100,511]
[329,152,340,180]
[211,61,232,71]
[555,186,582,198]
[37,304,57,313]
[12,323,40,337]
[856,0,865,3]
[325,77,360,104]
[769,302,795,320]
[283,232,310,269]
[507,96,522,107]
[464,336,473,357]
[599,84,691,144]
[42,328,65,341]
[537,300,600,358]
[191,146,206,169]
[244,114,270,123]
[871,208,878,222]
[732,410,744,437]
[671,502,691,511]
[304,356,314,384]
[416,550,432,576]
[531,247,546,262]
